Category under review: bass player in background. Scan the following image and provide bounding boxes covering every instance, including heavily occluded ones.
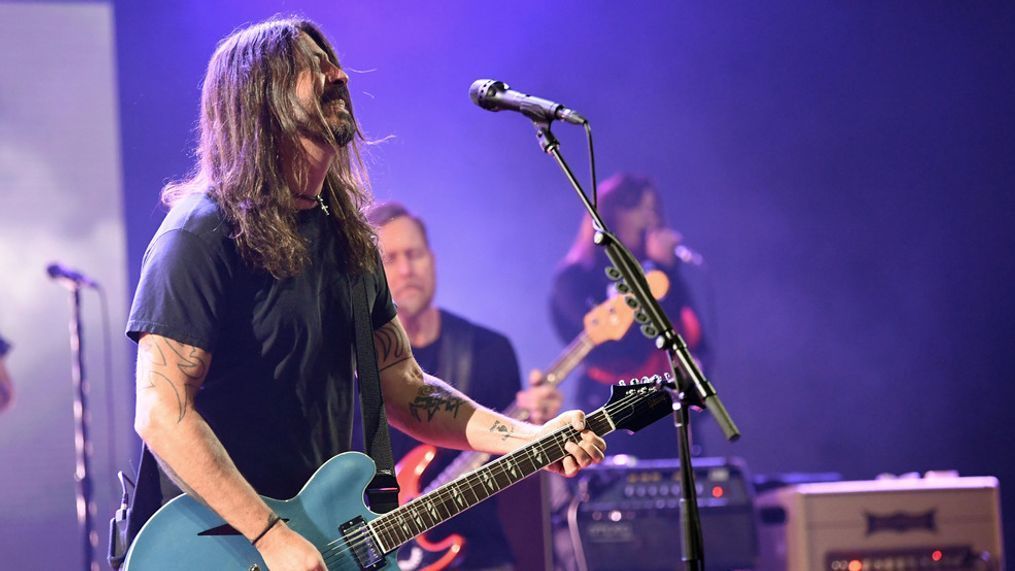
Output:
[550,172,710,459]
[368,201,563,571]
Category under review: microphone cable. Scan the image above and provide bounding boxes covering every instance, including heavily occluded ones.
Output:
[584,121,598,211]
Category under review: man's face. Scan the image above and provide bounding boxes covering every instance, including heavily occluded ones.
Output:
[295,32,354,146]
[378,216,437,320]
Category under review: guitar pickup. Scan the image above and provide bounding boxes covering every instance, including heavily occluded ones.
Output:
[339,516,386,570]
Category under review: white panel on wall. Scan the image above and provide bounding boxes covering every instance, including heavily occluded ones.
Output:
[0,3,131,569]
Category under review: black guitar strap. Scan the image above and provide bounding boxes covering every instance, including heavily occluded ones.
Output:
[108,442,160,569]
[436,310,475,395]
[350,274,400,514]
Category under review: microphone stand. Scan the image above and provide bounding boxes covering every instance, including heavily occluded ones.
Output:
[531,119,741,571]
[61,285,100,571]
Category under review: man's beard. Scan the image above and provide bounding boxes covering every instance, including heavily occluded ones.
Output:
[327,108,355,147]
[322,84,355,146]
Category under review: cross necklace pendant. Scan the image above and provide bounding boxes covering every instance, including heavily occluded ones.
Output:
[295,192,331,216]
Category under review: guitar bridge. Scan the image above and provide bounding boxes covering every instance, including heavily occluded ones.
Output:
[339,516,385,570]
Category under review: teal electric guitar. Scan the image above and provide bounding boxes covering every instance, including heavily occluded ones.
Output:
[122,376,674,570]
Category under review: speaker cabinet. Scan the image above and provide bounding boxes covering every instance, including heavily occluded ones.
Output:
[756,476,1004,571]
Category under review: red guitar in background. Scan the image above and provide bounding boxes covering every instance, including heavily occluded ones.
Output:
[394,271,670,570]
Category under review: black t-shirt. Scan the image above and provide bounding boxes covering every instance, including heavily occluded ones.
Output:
[127,193,397,500]
[388,310,520,569]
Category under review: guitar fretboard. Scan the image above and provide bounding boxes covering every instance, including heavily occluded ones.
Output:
[424,332,596,492]
[368,407,615,552]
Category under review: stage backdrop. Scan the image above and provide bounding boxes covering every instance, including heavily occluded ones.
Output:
[103,0,1011,564]
[0,2,132,569]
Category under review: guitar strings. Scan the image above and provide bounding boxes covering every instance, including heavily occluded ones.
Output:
[321,432,616,568]
[316,387,659,567]
[338,420,591,553]
[319,429,581,568]
[368,389,641,538]
[319,388,653,568]
[365,428,577,550]
[319,435,570,570]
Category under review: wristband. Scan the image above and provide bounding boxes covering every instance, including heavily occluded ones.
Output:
[251,514,282,546]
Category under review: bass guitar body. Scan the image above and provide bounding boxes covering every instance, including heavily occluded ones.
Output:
[393,446,465,571]
[123,452,396,570]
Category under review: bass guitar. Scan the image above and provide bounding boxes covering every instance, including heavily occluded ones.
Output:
[123,377,675,570]
[394,270,670,569]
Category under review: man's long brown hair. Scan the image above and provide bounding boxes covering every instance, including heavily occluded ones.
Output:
[162,17,376,277]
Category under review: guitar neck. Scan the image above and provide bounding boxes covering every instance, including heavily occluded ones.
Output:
[422,331,596,492]
[541,331,596,388]
[370,406,616,553]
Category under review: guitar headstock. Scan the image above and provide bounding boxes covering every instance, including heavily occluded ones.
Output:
[584,270,671,345]
[604,374,676,433]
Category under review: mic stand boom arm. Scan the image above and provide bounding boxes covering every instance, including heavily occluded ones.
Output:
[532,119,739,439]
[531,119,741,571]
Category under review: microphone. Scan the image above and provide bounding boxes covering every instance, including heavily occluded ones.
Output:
[469,79,587,125]
[46,263,100,289]
[675,245,705,266]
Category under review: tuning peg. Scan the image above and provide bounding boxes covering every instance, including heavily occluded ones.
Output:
[616,282,631,294]
[634,311,649,324]
[640,324,658,338]
[605,267,622,281]
[617,379,626,386]
[625,296,639,309]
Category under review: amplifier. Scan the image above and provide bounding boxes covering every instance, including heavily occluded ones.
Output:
[755,476,1004,571]
[568,456,757,571]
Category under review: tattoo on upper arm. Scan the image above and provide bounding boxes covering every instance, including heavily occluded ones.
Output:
[375,320,412,372]
[164,338,209,381]
[137,337,205,423]
[409,385,464,422]
[137,341,167,390]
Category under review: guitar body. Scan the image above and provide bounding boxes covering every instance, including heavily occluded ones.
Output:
[123,452,397,570]
[395,532,465,571]
[122,379,676,571]
[395,444,435,506]
[395,445,466,571]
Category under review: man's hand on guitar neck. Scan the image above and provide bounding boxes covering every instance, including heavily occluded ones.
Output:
[538,410,607,477]
[517,369,563,424]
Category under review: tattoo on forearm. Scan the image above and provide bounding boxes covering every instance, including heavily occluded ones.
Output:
[375,321,412,371]
[409,385,464,422]
[490,420,515,442]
